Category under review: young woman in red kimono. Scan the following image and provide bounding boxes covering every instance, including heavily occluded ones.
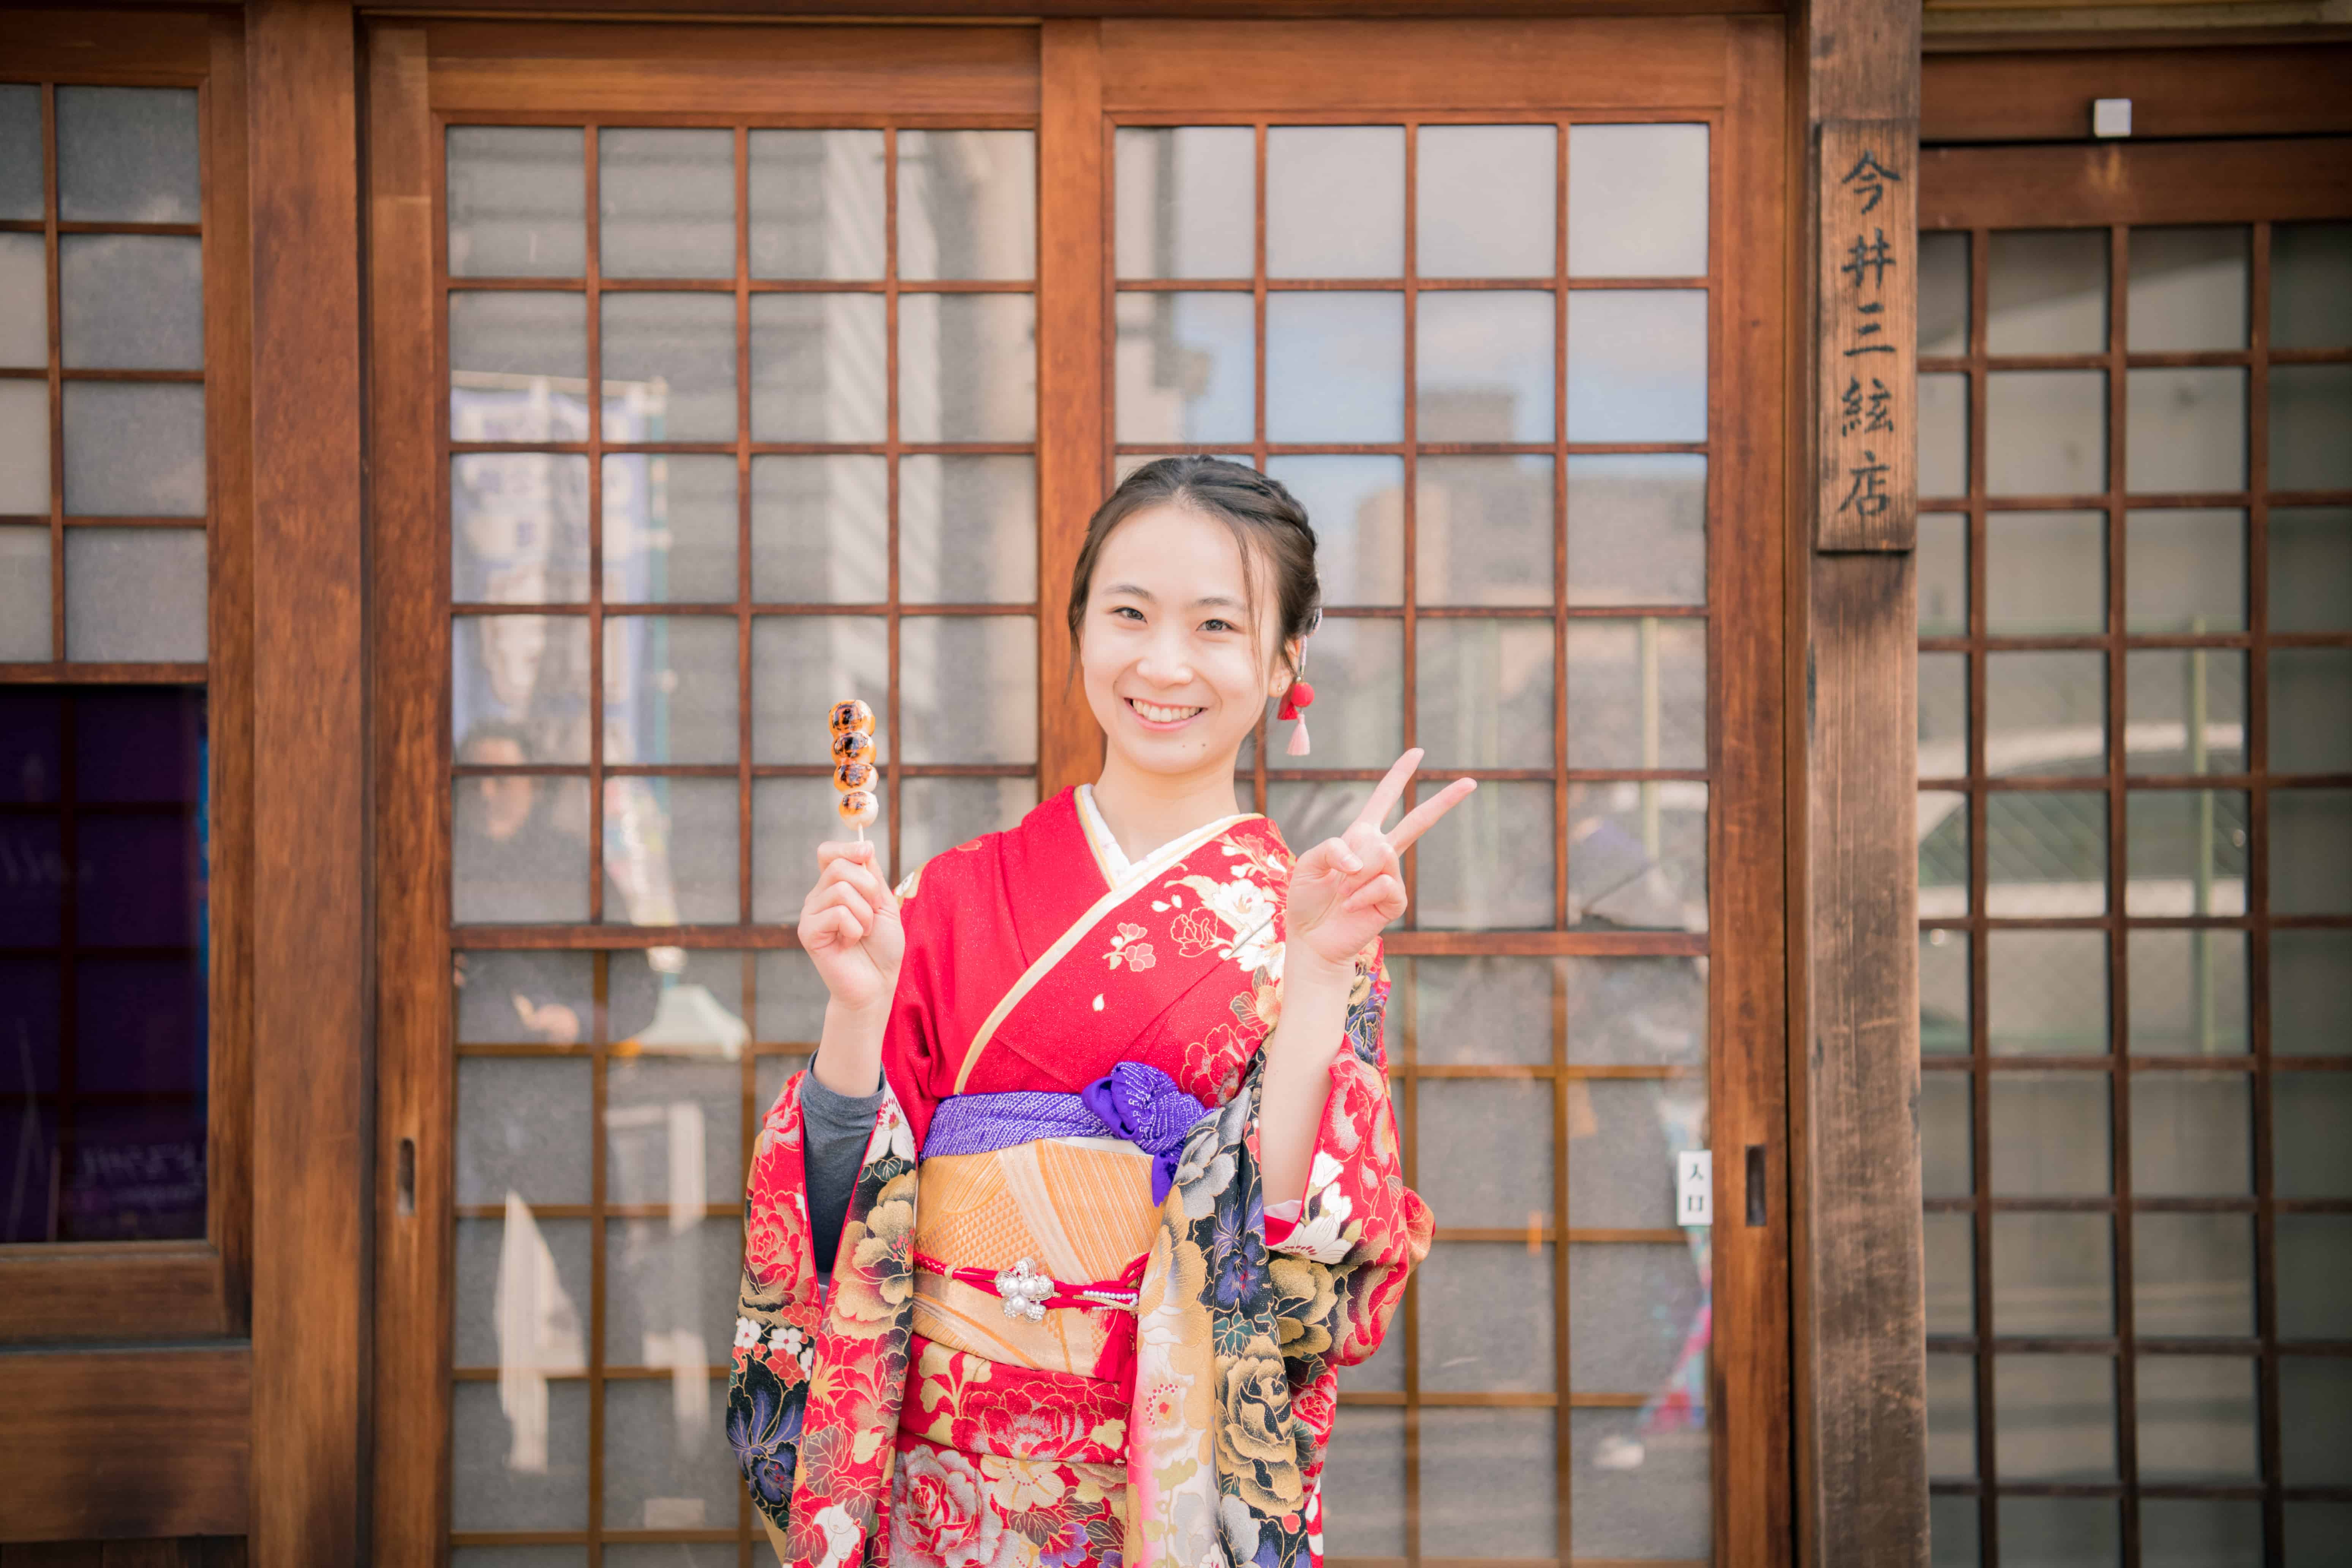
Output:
[729,457,1472,1568]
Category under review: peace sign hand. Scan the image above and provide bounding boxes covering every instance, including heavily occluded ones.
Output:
[1285,748,1477,980]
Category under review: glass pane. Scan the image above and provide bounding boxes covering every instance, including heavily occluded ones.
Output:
[1566,123,1709,279]
[2125,650,2245,777]
[1921,929,1969,1054]
[605,1055,738,1211]
[1919,655,1966,781]
[2139,1499,2260,1568]
[1265,456,1404,606]
[0,85,41,219]
[2128,929,2248,1055]
[1566,290,1707,442]
[1565,955,1704,1067]
[2271,221,2352,349]
[1565,1078,1705,1228]
[60,235,202,371]
[2275,1072,2352,1198]
[1417,779,1552,929]
[602,1373,735,1532]
[1986,651,2104,778]
[1416,1079,1550,1220]
[1919,512,1967,636]
[450,290,588,408]
[1920,1070,1972,1197]
[896,775,1032,874]
[1419,125,1555,279]
[63,527,205,662]
[605,616,734,765]
[1987,929,2105,1056]
[451,1378,588,1531]
[1919,231,1971,357]
[2137,1356,2258,1482]
[2127,226,2248,352]
[2126,789,2248,917]
[2270,507,2352,632]
[751,777,888,925]
[2282,1357,2352,1487]
[748,129,884,281]
[749,615,887,764]
[455,613,591,764]
[1918,372,1969,500]
[455,950,592,1043]
[1567,1409,1708,1562]
[600,294,736,443]
[1421,1242,1554,1391]
[2134,1212,2254,1339]
[1925,1214,1973,1333]
[1986,511,2104,634]
[1989,230,2108,354]
[55,87,199,224]
[1416,455,1551,605]
[1416,618,1551,769]
[897,615,1035,765]
[453,454,591,605]
[1322,1408,1404,1555]
[2000,1497,2119,1568]
[2272,648,2352,773]
[750,455,887,604]
[2278,1214,2352,1340]
[1565,618,1706,770]
[2272,365,2352,492]
[1413,954,1552,1066]
[1114,126,1252,281]
[455,1212,589,1367]
[2127,368,2246,495]
[0,526,50,659]
[2125,508,2243,633]
[599,129,732,280]
[0,232,43,367]
[1992,1211,2112,1336]
[898,292,1035,443]
[603,455,735,605]
[748,293,887,443]
[2275,930,2352,1057]
[62,383,205,516]
[1425,1408,1557,1557]
[1986,371,2106,497]
[1929,1495,1980,1568]
[1987,1072,2111,1195]
[1994,1355,2116,1481]
[897,130,1034,283]
[1569,1241,1707,1390]
[1987,791,2106,917]
[2132,1072,2252,1196]
[448,126,584,279]
[1265,292,1404,443]
[452,776,590,923]
[1567,779,1705,931]
[1566,454,1706,607]
[755,949,827,1044]
[1266,126,1402,279]
[0,381,49,514]
[899,454,1034,604]
[2270,789,2352,915]
[1113,291,1253,446]
[457,1057,591,1206]
[1417,290,1552,443]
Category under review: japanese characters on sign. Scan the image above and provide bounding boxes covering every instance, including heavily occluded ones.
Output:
[1818,127,1916,551]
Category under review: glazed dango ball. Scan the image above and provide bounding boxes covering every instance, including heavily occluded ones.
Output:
[830,699,874,737]
[836,788,879,828]
[835,759,876,792]
[832,729,875,765]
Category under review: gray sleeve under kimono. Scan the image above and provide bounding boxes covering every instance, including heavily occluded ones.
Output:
[798,1071,885,1275]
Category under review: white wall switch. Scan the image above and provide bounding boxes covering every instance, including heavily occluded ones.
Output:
[2093,98,2132,139]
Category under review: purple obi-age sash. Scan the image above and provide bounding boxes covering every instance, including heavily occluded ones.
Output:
[918,1060,1209,1204]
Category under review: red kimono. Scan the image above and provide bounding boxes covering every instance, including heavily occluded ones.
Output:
[729,787,1430,1568]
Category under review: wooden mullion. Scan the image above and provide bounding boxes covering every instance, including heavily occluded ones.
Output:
[43,81,62,662]
[1967,220,2000,1568]
[586,125,607,929]
[885,124,902,888]
[1553,117,1571,937]
[1400,121,1421,951]
[590,948,610,1565]
[737,123,754,933]
[2106,221,2141,1568]
[1252,120,1270,820]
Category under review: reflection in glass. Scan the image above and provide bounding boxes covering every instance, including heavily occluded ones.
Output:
[63,529,206,662]
[1986,511,2103,634]
[751,455,887,604]
[1567,780,1705,931]
[603,1374,737,1532]
[454,614,591,765]
[1419,126,1555,279]
[899,292,1036,443]
[1985,651,2104,778]
[1416,619,1551,770]
[1565,1078,1706,1228]
[1274,617,1401,771]
[749,293,887,443]
[1926,1355,1975,1478]
[2268,789,2352,916]
[1566,455,1706,607]
[62,383,206,516]
[1418,780,1552,930]
[2140,1499,2261,1568]
[1417,455,1551,605]
[1265,456,1404,605]
[1428,1409,1561,1558]
[1567,1408,1708,1562]
[1265,292,1404,443]
[1416,291,1552,442]
[1995,1356,2117,1481]
[1412,954,1552,1066]
[900,455,1036,604]
[1919,1072,1972,1197]
[1988,1072,2111,1195]
[600,294,737,443]
[897,131,1034,283]
[2270,507,2352,632]
[1420,1242,1554,1391]
[1924,1216,1973,1334]
[1989,230,2107,354]
[2273,929,2352,1057]
[454,951,593,1043]
[602,455,735,605]
[2126,650,2245,777]
[2272,648,2352,774]
[1568,1242,1707,1392]
[1918,231,1970,357]
[599,128,734,280]
[2275,1072,2352,1198]
[2128,227,2248,352]
[1920,929,1969,1054]
[2125,789,2248,917]
[451,775,590,924]
[1919,654,1966,782]
[2281,1358,2352,1487]
[448,127,585,279]
[1566,124,1708,278]
[752,777,889,924]
[2138,1356,2258,1482]
[2277,1214,2352,1340]
[2132,1073,2251,1197]
[2272,365,2352,492]
[56,87,200,224]
[1917,373,1969,501]
[2127,368,2246,495]
[1986,370,2105,497]
[2129,929,2248,1055]
[750,615,887,764]
[1410,1080,1551,1220]
[451,1378,588,1531]
[1566,291,1706,443]
[1992,1212,2113,1336]
[1565,619,1706,770]
[1266,126,1403,279]
[898,616,1037,765]
[1987,791,2107,916]
[450,291,588,396]
[2135,1213,2254,1339]
[1564,955,1706,1066]
[606,616,735,765]
[1114,127,1253,280]
[749,129,884,281]
[1987,929,2105,1055]
[2271,221,2352,349]
[60,235,203,371]
[2000,1496,2118,1567]
[1114,292,1253,446]
[1918,512,1966,636]
[456,1058,593,1205]
[2125,509,2243,632]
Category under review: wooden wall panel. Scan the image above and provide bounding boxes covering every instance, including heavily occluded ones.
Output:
[245,3,369,1566]
[1920,137,2352,229]
[0,1350,250,1542]
[0,1540,244,1568]
[1922,43,2352,143]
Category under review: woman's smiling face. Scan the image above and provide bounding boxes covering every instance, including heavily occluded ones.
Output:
[1079,502,1290,779]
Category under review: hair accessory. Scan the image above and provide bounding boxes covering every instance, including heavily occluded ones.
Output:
[1279,678,1316,757]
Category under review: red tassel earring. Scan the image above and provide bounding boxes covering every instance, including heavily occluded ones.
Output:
[1279,677,1316,756]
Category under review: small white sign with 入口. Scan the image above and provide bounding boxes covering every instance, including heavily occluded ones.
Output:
[1675,1150,1712,1227]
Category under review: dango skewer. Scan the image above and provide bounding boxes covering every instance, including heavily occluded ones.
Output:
[828,699,877,841]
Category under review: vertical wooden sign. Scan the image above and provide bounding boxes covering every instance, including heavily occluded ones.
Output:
[1815,119,1916,551]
